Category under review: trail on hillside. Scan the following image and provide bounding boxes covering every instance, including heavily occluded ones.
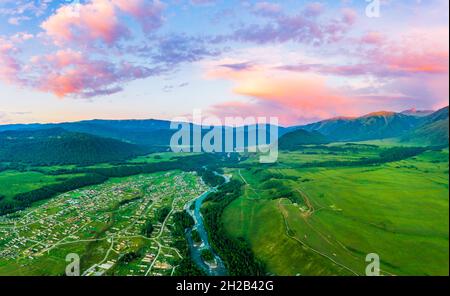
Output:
[277,199,360,276]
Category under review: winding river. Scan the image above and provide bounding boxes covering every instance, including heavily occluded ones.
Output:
[184,174,230,276]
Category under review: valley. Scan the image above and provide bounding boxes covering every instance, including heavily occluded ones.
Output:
[0,107,448,276]
[0,0,448,282]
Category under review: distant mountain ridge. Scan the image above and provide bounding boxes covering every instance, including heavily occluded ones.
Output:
[0,120,288,151]
[1,107,448,150]
[0,119,175,149]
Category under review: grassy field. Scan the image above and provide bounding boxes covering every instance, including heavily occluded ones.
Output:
[127,152,202,164]
[0,171,84,202]
[222,144,449,275]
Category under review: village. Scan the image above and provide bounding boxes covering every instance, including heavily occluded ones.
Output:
[0,171,209,276]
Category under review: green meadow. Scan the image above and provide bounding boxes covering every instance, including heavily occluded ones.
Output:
[223,145,449,276]
[0,171,83,202]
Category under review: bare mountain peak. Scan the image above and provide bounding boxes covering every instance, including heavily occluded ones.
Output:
[400,108,435,117]
[361,111,397,118]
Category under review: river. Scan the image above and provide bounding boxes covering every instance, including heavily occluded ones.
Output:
[184,174,230,276]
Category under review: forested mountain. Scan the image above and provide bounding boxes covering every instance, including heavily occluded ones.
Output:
[0,128,146,165]
[0,119,174,150]
[278,129,329,150]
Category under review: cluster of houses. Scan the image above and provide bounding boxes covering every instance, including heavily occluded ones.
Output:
[0,171,209,276]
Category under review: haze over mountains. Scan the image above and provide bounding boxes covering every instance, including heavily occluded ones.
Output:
[0,106,448,164]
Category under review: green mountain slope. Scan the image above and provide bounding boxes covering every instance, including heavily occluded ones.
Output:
[300,111,420,142]
[278,129,329,150]
[0,128,146,165]
[402,106,449,146]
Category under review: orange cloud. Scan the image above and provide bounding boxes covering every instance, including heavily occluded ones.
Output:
[205,61,365,124]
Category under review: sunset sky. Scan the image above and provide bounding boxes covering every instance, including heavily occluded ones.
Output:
[0,0,448,126]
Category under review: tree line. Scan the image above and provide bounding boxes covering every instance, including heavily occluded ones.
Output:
[201,179,266,276]
[171,211,205,276]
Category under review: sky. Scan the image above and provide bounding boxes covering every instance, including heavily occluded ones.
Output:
[0,0,448,126]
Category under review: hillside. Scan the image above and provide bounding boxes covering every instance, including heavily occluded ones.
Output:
[299,111,420,142]
[278,129,329,150]
[402,106,449,146]
[0,119,175,150]
[0,128,146,165]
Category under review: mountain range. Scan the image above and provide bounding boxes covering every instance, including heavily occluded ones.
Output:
[298,111,419,142]
[0,106,448,164]
[401,106,449,146]
[289,106,448,147]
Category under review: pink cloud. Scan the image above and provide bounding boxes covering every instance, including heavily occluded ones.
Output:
[204,35,449,126]
[0,38,21,84]
[29,50,158,98]
[233,75,360,119]
[383,50,448,75]
[340,8,357,25]
[41,0,166,47]
[280,29,449,78]
[32,49,84,68]
[208,100,307,126]
[206,63,366,125]
[9,0,168,98]
[41,0,129,46]
[360,31,385,44]
[366,28,449,74]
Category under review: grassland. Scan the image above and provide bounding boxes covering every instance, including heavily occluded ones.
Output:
[127,152,202,164]
[0,145,448,276]
[222,144,449,276]
[0,171,85,203]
